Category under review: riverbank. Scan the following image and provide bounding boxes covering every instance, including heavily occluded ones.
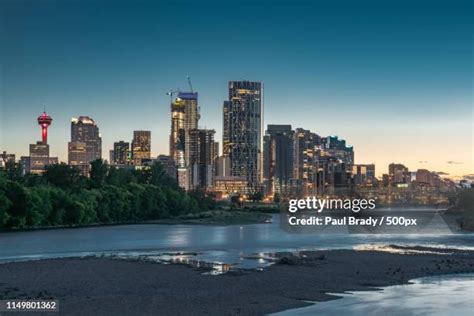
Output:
[153,210,273,225]
[1,246,474,315]
[0,210,273,232]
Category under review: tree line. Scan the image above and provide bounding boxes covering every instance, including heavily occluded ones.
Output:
[0,160,215,229]
[457,187,474,231]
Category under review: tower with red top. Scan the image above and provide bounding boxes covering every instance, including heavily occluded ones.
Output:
[37,111,53,144]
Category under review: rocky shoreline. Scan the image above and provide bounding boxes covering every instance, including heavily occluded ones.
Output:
[1,247,474,315]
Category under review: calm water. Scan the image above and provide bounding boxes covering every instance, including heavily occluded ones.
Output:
[274,274,474,316]
[1,214,473,268]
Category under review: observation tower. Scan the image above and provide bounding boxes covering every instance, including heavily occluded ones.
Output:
[37,111,53,144]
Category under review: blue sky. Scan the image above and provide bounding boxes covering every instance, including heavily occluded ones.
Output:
[1,0,472,177]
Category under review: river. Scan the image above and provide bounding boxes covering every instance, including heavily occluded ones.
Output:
[1,214,473,268]
[273,273,474,316]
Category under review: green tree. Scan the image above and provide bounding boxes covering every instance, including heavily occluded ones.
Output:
[63,196,84,225]
[141,185,168,219]
[25,189,46,227]
[188,189,215,212]
[126,183,146,220]
[150,162,177,188]
[133,168,151,184]
[73,190,99,224]
[163,188,184,216]
[48,188,68,225]
[44,163,84,190]
[106,166,136,186]
[4,160,23,182]
[0,155,218,229]
[90,159,109,188]
[0,191,12,228]
[30,186,54,226]
[96,185,132,222]
[24,173,45,187]
[458,188,474,210]
[3,181,29,228]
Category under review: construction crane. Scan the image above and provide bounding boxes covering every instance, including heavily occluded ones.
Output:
[166,77,193,103]
[166,89,180,103]
[186,76,200,115]
[187,76,193,93]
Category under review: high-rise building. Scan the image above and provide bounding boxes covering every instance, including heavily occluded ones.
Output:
[187,128,215,191]
[212,142,219,161]
[180,92,199,133]
[70,117,102,159]
[321,136,354,190]
[22,142,58,175]
[222,101,231,156]
[169,92,199,161]
[429,172,442,188]
[322,136,354,165]
[170,97,186,166]
[109,150,114,165]
[0,151,15,168]
[416,169,431,184]
[415,168,442,187]
[263,125,294,197]
[132,131,151,166]
[29,142,50,171]
[366,164,376,180]
[293,128,323,196]
[292,130,355,195]
[68,141,88,175]
[352,164,376,186]
[388,163,410,185]
[215,156,231,177]
[113,141,130,165]
[169,92,200,188]
[21,111,58,175]
[68,116,101,175]
[223,81,263,193]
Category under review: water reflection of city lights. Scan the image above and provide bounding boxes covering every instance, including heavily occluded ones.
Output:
[97,250,278,275]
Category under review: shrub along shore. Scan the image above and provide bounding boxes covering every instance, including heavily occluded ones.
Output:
[453,188,474,230]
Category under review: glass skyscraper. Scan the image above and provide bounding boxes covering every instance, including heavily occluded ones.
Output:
[223,81,263,194]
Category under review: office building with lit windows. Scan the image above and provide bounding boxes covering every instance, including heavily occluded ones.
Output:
[388,163,410,186]
[169,92,199,188]
[131,131,151,166]
[68,116,101,175]
[292,128,323,196]
[113,141,130,165]
[187,128,216,191]
[223,81,263,193]
[352,164,376,186]
[263,125,294,197]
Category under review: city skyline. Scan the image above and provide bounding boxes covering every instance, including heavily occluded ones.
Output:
[1,102,468,181]
[1,0,472,178]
